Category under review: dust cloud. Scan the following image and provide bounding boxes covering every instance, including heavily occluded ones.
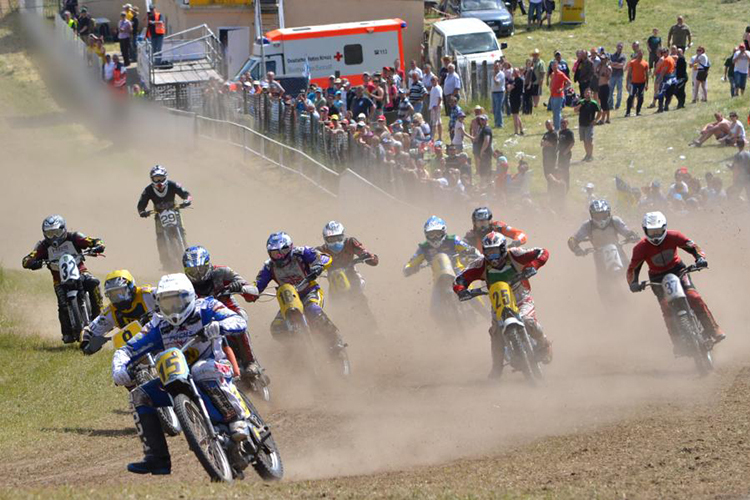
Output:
[2,17,750,484]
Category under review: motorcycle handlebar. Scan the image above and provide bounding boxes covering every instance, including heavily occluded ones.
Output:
[640,264,704,289]
[144,205,190,218]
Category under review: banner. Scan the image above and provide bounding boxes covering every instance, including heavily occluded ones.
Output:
[561,0,585,24]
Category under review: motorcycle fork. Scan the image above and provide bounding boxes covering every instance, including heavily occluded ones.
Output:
[188,378,220,440]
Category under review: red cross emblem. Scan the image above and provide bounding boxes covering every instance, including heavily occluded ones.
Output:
[334,52,343,62]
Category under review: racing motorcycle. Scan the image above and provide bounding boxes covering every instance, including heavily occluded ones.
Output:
[272,272,351,378]
[581,238,637,304]
[143,204,189,271]
[637,265,714,375]
[41,248,102,341]
[428,253,481,333]
[460,270,544,384]
[148,335,284,482]
[324,257,379,332]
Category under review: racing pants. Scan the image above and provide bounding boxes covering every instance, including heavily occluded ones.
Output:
[224,308,258,367]
[154,214,187,268]
[650,266,722,340]
[53,273,102,337]
[271,287,341,347]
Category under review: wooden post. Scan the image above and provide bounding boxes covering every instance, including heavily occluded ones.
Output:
[470,61,478,102]
[480,61,489,101]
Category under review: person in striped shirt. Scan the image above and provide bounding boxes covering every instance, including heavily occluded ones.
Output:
[409,71,426,114]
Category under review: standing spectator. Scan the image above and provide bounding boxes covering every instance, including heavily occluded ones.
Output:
[508,0,527,16]
[655,49,677,112]
[77,7,91,39]
[452,111,472,152]
[626,0,638,22]
[670,48,688,109]
[397,91,413,124]
[522,59,536,115]
[744,26,750,51]
[408,71,426,114]
[625,51,649,117]
[371,73,386,119]
[112,54,127,92]
[609,43,626,110]
[351,86,374,119]
[443,64,462,114]
[439,56,452,86]
[667,16,692,52]
[102,54,115,83]
[690,46,709,103]
[557,118,575,190]
[547,51,569,84]
[528,0,543,28]
[473,115,494,184]
[595,55,612,124]
[647,28,662,69]
[63,11,77,31]
[725,51,737,97]
[130,7,140,63]
[574,88,599,162]
[63,0,78,17]
[491,60,506,128]
[146,6,166,65]
[409,60,423,81]
[117,11,132,66]
[429,75,443,142]
[542,0,555,28]
[548,60,571,130]
[531,49,546,107]
[421,63,435,125]
[541,120,558,192]
[508,68,525,135]
[649,48,672,109]
[447,96,463,140]
[573,50,594,96]
[732,45,750,96]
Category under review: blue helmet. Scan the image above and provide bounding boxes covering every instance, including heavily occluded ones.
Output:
[424,216,447,248]
[267,232,293,264]
[182,246,212,283]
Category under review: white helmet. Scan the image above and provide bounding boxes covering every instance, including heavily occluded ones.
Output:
[322,221,346,253]
[155,273,196,326]
[42,215,67,245]
[424,216,447,249]
[642,211,667,246]
[589,199,611,230]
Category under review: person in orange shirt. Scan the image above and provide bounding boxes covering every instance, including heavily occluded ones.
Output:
[625,50,650,117]
[548,60,571,131]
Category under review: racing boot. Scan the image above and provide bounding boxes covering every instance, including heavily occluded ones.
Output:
[310,313,348,358]
[242,361,271,387]
[526,321,553,364]
[127,409,171,475]
[488,326,505,380]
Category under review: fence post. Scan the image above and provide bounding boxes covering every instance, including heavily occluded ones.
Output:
[480,61,489,101]
[243,126,247,162]
[470,61,478,102]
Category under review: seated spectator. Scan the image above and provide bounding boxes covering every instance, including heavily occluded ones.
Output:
[639,180,667,208]
[690,112,731,147]
[411,113,431,145]
[718,111,746,146]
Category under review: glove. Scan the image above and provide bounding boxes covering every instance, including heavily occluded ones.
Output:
[508,239,523,248]
[80,328,106,355]
[573,247,586,257]
[200,322,222,341]
[695,257,708,269]
[521,267,537,280]
[309,265,324,278]
[180,200,192,209]
[227,281,245,293]
[457,289,472,301]
[91,245,105,255]
[629,282,644,293]
[113,367,133,387]
[27,259,43,270]
[139,211,149,218]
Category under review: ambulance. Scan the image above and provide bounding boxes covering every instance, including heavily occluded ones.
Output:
[233,18,407,86]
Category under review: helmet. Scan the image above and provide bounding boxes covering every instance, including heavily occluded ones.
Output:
[471,207,493,234]
[104,270,136,308]
[42,215,67,245]
[182,246,212,284]
[589,199,612,230]
[150,165,168,194]
[322,221,346,254]
[642,211,667,246]
[155,273,196,326]
[267,232,293,265]
[424,216,447,248]
[481,231,508,268]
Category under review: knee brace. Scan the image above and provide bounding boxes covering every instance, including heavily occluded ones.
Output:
[129,386,154,409]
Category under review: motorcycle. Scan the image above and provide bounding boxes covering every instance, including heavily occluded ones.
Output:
[581,238,637,304]
[110,321,182,436]
[273,272,351,378]
[324,257,379,332]
[147,335,284,482]
[460,271,544,384]
[144,204,189,271]
[42,248,102,341]
[427,252,481,333]
[638,265,714,376]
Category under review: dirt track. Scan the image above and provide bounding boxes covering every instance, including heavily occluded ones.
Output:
[2,16,750,498]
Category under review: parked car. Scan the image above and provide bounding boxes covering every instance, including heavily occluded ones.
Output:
[426,17,506,68]
[439,0,514,37]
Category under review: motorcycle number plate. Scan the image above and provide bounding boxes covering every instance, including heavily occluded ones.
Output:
[601,245,623,271]
[58,254,80,282]
[112,321,143,349]
[155,348,188,385]
[159,210,178,228]
[662,274,686,302]
[329,269,351,293]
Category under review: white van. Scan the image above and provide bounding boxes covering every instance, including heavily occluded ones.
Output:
[427,18,506,67]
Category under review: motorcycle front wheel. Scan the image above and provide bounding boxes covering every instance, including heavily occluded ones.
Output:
[67,298,84,342]
[238,391,284,481]
[172,393,233,482]
[135,369,181,436]
[508,325,544,385]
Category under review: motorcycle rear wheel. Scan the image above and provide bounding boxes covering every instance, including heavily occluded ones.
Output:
[172,393,233,482]
[238,391,284,481]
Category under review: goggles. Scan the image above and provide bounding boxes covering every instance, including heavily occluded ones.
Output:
[425,230,445,241]
[105,284,132,304]
[269,247,291,260]
[151,175,167,184]
[474,220,492,230]
[43,227,65,240]
[645,227,665,239]
[325,235,345,245]
[158,291,191,317]
[184,264,211,282]
[592,212,610,222]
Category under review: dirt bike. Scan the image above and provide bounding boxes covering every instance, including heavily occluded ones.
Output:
[426,252,482,333]
[144,204,189,271]
[581,237,637,304]
[637,264,714,376]
[41,248,102,342]
[273,272,351,378]
[460,270,544,384]
[149,335,284,482]
[110,321,182,436]
[324,257,379,332]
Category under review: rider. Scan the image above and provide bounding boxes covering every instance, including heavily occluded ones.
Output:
[182,246,267,384]
[136,165,192,268]
[112,273,250,475]
[463,207,528,250]
[627,211,725,352]
[21,215,105,343]
[403,216,481,277]
[79,270,155,355]
[453,232,553,378]
[250,232,346,355]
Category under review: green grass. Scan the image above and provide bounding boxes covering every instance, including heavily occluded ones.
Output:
[452,0,746,206]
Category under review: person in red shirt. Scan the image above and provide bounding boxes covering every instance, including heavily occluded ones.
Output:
[548,60,571,131]
[464,206,527,250]
[453,232,551,378]
[627,211,725,352]
[625,51,650,116]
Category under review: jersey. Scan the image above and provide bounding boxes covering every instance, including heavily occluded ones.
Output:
[254,246,331,296]
[403,235,481,275]
[626,230,704,284]
[111,296,246,385]
[569,216,638,250]
[316,237,379,270]
[464,221,528,250]
[454,247,549,294]
[87,286,156,338]
[192,265,257,313]
[136,180,191,213]
[21,231,103,283]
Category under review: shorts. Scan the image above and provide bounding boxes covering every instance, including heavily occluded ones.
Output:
[734,71,748,90]
[579,125,594,143]
[598,84,610,110]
